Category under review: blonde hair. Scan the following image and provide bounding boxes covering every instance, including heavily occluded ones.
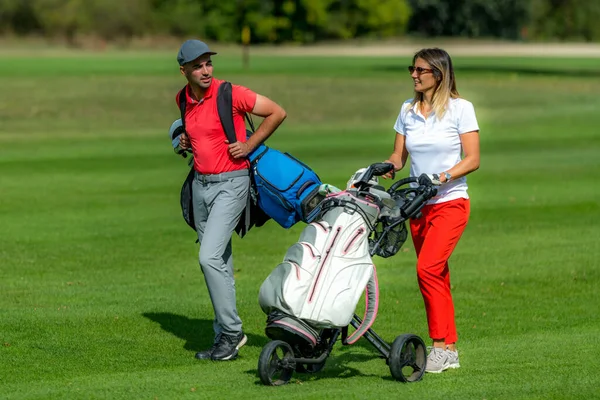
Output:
[410,48,460,119]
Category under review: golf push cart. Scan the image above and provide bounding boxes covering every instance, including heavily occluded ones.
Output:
[256,162,439,385]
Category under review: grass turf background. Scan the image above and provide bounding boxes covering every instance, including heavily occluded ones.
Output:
[1,48,599,399]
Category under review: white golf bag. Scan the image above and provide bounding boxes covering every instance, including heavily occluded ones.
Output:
[258,173,386,345]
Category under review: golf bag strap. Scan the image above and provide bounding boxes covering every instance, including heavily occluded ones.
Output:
[216,81,238,144]
[180,82,253,143]
[215,82,266,237]
[178,85,187,130]
[344,267,379,345]
[245,113,255,133]
[176,85,190,162]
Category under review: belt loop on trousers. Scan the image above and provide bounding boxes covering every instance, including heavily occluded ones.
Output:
[194,169,249,184]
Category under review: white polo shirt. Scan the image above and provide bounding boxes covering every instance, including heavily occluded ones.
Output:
[394,97,479,204]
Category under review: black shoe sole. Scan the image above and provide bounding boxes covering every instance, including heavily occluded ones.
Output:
[211,349,239,361]
[195,352,213,360]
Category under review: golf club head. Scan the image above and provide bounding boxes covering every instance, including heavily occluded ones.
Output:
[347,167,379,189]
[169,118,187,157]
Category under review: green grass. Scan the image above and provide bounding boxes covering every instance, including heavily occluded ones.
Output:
[1,48,599,399]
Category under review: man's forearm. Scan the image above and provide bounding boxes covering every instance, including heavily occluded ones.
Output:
[246,112,286,151]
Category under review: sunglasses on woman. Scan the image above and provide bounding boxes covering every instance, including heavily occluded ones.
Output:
[408,66,434,75]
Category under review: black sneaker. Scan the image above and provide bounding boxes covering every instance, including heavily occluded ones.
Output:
[194,343,218,360]
[211,332,247,361]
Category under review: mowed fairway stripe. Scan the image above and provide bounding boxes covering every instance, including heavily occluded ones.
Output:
[1,51,599,399]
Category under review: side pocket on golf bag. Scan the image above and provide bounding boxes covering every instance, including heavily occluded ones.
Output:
[249,144,323,229]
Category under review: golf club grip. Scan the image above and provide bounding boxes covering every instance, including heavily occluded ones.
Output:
[402,193,427,218]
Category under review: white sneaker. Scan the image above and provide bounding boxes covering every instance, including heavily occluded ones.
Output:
[425,347,449,373]
[446,349,460,369]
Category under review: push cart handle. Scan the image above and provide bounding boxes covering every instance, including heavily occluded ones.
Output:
[388,176,418,193]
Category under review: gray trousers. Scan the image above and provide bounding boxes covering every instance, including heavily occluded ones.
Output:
[192,170,250,340]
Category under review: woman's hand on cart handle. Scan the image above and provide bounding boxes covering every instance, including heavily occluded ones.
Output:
[424,173,442,186]
[382,160,399,179]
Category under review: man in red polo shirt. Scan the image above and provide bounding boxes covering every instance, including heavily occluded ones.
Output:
[175,39,287,361]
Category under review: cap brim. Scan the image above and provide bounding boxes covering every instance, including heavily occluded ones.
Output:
[182,52,217,65]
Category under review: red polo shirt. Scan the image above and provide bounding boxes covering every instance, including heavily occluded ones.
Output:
[176,78,257,174]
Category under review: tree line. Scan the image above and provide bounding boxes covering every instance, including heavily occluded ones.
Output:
[1,0,598,45]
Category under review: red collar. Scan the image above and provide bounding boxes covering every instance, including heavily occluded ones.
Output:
[185,78,221,104]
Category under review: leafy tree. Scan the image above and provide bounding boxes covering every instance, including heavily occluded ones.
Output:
[85,0,153,41]
[240,0,412,43]
[241,0,293,43]
[407,0,529,39]
[5,0,600,44]
[1,0,44,34]
[150,0,204,37]
[528,0,600,41]
[30,0,91,45]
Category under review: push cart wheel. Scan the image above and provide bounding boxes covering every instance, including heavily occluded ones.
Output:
[388,333,426,383]
[295,360,326,374]
[258,340,296,386]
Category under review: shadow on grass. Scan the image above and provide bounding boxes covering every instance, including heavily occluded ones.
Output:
[142,312,266,352]
[372,64,600,77]
[246,347,385,385]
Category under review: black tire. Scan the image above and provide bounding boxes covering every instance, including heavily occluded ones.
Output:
[388,333,426,383]
[258,340,296,386]
[295,360,326,374]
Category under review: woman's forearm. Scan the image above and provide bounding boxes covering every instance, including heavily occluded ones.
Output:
[445,155,479,180]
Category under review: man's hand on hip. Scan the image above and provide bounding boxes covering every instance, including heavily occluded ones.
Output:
[225,140,252,159]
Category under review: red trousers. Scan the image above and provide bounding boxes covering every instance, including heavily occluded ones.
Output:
[409,198,470,345]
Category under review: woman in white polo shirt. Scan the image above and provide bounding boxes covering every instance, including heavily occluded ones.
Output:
[385,48,480,373]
